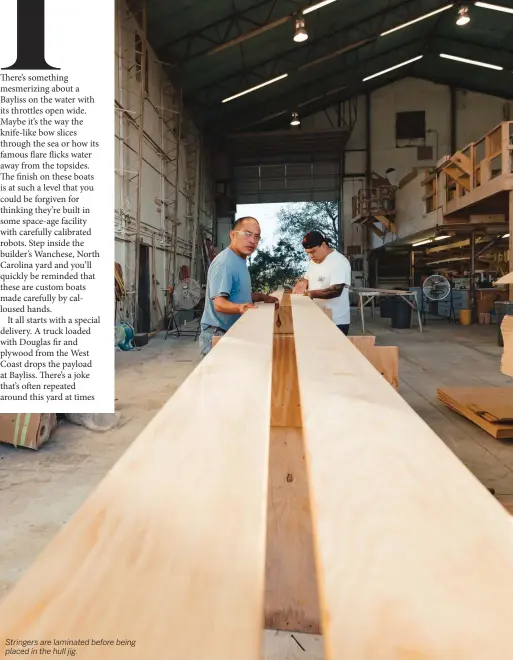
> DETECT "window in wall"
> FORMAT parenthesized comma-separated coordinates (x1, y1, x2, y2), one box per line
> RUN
(395, 111, 425, 142)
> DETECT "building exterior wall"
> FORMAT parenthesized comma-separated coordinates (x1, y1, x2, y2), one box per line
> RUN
(115, 0, 215, 330)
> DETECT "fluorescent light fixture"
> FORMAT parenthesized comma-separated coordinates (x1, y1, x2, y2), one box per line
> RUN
(475, 1, 513, 13)
(302, 0, 337, 14)
(380, 4, 453, 36)
(435, 235, 451, 240)
(222, 73, 289, 103)
(503, 233, 510, 238)
(363, 55, 423, 81)
(439, 53, 503, 70)
(412, 239, 433, 247)
(456, 6, 470, 24)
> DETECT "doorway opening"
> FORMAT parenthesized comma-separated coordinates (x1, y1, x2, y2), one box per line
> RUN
(232, 201, 342, 293)
(138, 243, 151, 333)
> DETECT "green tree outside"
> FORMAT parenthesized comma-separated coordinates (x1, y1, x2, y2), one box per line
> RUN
(276, 201, 339, 247)
(248, 202, 340, 292)
(248, 238, 305, 293)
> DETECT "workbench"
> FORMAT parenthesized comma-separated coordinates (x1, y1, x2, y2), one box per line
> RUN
(353, 287, 423, 333)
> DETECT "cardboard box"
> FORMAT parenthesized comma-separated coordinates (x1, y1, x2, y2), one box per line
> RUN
(0, 413, 57, 450)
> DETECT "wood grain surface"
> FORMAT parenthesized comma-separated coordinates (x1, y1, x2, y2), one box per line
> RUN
(291, 295, 513, 660)
(0, 305, 276, 660)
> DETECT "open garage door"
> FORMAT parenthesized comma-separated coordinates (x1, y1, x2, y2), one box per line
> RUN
(234, 162, 341, 203)
(226, 128, 350, 204)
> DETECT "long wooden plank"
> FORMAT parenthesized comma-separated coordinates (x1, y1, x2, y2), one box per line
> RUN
(265, 427, 321, 633)
(271, 335, 301, 427)
(291, 295, 513, 660)
(0, 306, 276, 659)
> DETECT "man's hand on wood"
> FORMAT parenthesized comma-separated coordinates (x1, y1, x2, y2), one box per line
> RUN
(263, 295, 280, 310)
(238, 303, 257, 314)
(292, 279, 308, 295)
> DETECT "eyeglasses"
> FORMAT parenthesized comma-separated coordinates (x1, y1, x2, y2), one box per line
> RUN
(234, 230, 261, 242)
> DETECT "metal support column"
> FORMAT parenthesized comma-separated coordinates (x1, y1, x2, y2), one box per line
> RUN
(190, 135, 202, 279)
(337, 102, 344, 253)
(133, 0, 147, 332)
(450, 86, 457, 155)
(470, 230, 476, 322)
(364, 92, 372, 270)
(510, 191, 513, 300)
(170, 89, 183, 296)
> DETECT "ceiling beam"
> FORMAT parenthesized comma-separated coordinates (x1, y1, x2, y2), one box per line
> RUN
(154, 0, 303, 61)
(412, 51, 513, 101)
(210, 32, 513, 131)
(182, 0, 452, 105)
(207, 37, 424, 132)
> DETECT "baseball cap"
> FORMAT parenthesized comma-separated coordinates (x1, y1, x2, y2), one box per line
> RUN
(302, 231, 329, 249)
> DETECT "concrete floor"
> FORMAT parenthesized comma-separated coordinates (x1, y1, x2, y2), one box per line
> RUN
(0, 333, 200, 599)
(0, 309, 512, 658)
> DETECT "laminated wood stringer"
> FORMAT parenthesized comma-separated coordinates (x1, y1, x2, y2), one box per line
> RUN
(1, 290, 513, 659)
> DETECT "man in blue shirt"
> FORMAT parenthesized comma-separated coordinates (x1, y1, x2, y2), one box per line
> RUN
(199, 216, 278, 357)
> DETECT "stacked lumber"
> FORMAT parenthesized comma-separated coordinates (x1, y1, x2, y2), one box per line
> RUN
(437, 387, 513, 439)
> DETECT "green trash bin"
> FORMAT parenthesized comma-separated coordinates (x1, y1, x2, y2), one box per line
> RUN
(495, 301, 513, 347)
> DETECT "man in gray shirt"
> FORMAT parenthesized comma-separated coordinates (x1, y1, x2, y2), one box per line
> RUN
(199, 216, 278, 357)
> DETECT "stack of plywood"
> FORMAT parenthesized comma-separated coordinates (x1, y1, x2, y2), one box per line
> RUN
(437, 387, 513, 439)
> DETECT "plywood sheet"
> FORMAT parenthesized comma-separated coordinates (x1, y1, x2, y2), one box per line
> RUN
(348, 336, 376, 350)
(0, 306, 276, 660)
(352, 344, 399, 389)
(438, 388, 513, 439)
(265, 427, 320, 634)
(291, 295, 513, 660)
